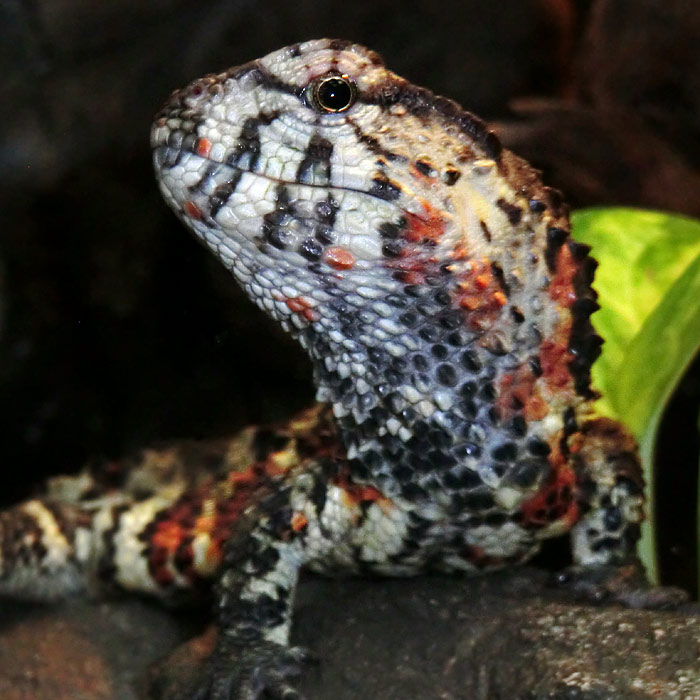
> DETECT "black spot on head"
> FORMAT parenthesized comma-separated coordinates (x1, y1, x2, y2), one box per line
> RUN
(369, 175, 402, 201)
(479, 220, 492, 242)
(510, 307, 525, 323)
(298, 238, 323, 261)
(227, 112, 278, 170)
(496, 198, 522, 226)
(315, 197, 339, 224)
(315, 226, 334, 245)
(261, 186, 295, 249)
(382, 240, 403, 258)
(264, 224, 289, 249)
(490, 262, 509, 295)
(443, 168, 461, 185)
(379, 219, 405, 239)
(297, 134, 333, 185)
(208, 171, 243, 218)
(414, 160, 436, 177)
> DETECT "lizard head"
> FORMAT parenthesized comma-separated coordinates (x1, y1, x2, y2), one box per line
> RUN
(151, 38, 514, 330)
(152, 40, 600, 486)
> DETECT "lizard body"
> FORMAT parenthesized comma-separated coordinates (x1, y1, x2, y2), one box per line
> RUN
(1, 40, 648, 699)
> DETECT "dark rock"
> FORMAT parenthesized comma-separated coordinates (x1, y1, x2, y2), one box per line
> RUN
(4, 569, 698, 699)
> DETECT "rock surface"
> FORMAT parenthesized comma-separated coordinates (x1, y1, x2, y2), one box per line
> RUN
(1, 569, 698, 699)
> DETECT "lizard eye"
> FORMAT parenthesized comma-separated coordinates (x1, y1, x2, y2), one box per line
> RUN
(310, 75, 356, 113)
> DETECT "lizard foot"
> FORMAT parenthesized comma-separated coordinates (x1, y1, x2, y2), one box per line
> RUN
(553, 560, 689, 609)
(151, 633, 311, 700)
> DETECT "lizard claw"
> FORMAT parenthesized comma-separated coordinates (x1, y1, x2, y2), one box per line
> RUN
(152, 638, 311, 700)
(554, 560, 689, 609)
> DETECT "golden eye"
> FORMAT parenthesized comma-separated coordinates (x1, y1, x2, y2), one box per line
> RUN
(311, 75, 356, 113)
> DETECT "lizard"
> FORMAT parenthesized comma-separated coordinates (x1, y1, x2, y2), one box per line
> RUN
(0, 38, 679, 699)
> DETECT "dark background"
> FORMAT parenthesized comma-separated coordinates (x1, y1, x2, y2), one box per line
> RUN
(1, 0, 699, 592)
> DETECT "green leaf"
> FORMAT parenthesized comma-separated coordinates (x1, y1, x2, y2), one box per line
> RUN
(571, 208, 700, 582)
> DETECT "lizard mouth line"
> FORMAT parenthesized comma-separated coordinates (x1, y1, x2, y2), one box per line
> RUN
(154, 143, 406, 208)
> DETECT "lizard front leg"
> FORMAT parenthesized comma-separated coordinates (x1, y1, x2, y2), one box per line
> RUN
(159, 458, 375, 700)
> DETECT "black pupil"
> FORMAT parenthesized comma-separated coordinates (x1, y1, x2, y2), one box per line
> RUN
(316, 77, 353, 112)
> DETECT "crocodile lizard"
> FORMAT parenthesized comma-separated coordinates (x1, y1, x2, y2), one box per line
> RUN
(1, 39, 660, 699)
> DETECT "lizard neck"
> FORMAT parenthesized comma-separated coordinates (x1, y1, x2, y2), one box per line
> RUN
(296, 264, 532, 501)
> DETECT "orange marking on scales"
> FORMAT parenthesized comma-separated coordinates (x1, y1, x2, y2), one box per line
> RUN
(284, 296, 319, 322)
(184, 201, 203, 220)
(497, 366, 549, 422)
(548, 244, 578, 308)
(323, 246, 355, 270)
(193, 514, 216, 536)
(332, 470, 392, 514)
(205, 538, 223, 561)
(539, 317, 574, 390)
(227, 459, 287, 489)
(449, 243, 470, 261)
(474, 273, 491, 290)
(196, 138, 213, 158)
(291, 512, 308, 532)
(403, 200, 447, 243)
(520, 447, 578, 532)
(453, 258, 507, 330)
(152, 520, 185, 553)
(344, 483, 386, 504)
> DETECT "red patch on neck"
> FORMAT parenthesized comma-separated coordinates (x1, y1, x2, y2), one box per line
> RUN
(403, 201, 446, 243)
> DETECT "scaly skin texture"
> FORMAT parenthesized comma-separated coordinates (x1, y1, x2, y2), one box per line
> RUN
(1, 40, 651, 699)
